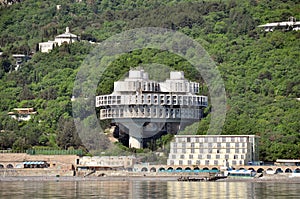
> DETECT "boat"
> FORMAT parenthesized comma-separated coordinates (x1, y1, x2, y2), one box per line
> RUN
(177, 173, 227, 181)
(225, 169, 256, 178)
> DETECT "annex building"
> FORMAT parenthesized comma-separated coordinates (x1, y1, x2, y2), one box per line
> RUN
(167, 135, 259, 167)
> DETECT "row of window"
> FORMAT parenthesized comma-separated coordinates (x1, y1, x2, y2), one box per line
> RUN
(172, 142, 248, 148)
(100, 107, 201, 119)
(172, 148, 248, 154)
(168, 159, 245, 166)
(170, 154, 246, 160)
(96, 94, 207, 107)
(175, 137, 252, 143)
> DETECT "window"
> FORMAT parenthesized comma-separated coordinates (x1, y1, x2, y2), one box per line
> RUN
(187, 137, 191, 142)
(207, 155, 211, 159)
(217, 143, 221, 148)
(189, 154, 193, 159)
(235, 149, 239, 153)
(235, 143, 239, 147)
(225, 154, 229, 159)
(205, 160, 209, 165)
(239, 160, 243, 165)
(191, 143, 195, 148)
(234, 155, 238, 159)
(226, 148, 230, 153)
(200, 149, 204, 153)
(198, 154, 202, 159)
(182, 149, 186, 153)
(217, 149, 220, 154)
(222, 137, 226, 142)
(226, 143, 230, 147)
(179, 160, 183, 165)
(180, 154, 185, 159)
(216, 155, 220, 159)
(214, 160, 218, 165)
(232, 160, 236, 165)
(173, 149, 177, 153)
(196, 160, 200, 165)
(208, 143, 212, 148)
(172, 155, 176, 159)
(188, 160, 192, 165)
(191, 148, 195, 153)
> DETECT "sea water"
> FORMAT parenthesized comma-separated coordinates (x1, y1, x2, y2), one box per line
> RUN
(0, 180, 299, 198)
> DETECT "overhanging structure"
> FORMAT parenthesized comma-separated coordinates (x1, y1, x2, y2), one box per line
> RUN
(96, 69, 208, 148)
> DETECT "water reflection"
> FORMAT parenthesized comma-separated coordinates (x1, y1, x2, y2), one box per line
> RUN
(0, 180, 299, 198)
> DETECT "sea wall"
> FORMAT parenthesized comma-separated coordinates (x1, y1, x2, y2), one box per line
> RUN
(0, 169, 75, 177)
(0, 153, 78, 170)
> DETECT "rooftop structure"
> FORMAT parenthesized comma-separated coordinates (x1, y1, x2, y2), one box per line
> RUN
(167, 135, 260, 167)
(258, 16, 300, 32)
(96, 69, 208, 148)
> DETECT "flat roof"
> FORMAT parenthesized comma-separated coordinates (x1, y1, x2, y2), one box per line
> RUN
(175, 135, 259, 137)
(276, 159, 300, 163)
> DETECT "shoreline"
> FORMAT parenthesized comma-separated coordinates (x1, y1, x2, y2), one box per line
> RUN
(1, 175, 300, 183)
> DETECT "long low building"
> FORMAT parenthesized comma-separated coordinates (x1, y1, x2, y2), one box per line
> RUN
(167, 135, 259, 167)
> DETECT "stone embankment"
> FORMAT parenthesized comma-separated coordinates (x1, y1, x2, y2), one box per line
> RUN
(0, 169, 74, 177)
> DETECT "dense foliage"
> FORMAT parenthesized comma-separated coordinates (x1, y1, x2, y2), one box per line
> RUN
(0, 0, 299, 161)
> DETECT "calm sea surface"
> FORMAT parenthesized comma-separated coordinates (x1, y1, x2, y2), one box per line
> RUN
(0, 180, 299, 198)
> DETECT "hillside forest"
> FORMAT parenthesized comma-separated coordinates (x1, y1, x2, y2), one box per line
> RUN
(0, 0, 299, 162)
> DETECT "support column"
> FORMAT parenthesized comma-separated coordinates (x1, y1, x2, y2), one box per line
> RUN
(129, 136, 143, 149)
(126, 121, 144, 149)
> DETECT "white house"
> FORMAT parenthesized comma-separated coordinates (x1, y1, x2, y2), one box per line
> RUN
(38, 27, 79, 53)
(38, 41, 56, 53)
(8, 108, 37, 122)
(54, 27, 79, 46)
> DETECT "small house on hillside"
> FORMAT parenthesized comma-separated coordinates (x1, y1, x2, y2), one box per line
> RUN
(8, 108, 37, 121)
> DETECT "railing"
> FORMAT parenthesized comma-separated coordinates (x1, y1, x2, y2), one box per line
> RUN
(26, 149, 83, 156)
(0, 149, 83, 156)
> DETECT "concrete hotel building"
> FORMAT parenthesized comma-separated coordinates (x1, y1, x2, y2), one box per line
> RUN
(167, 135, 259, 167)
(96, 69, 208, 148)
